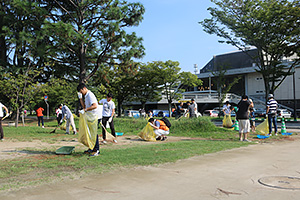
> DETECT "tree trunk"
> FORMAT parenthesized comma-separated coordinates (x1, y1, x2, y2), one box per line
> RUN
(15, 108, 19, 127)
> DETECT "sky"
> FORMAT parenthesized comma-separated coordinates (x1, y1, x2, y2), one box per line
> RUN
(127, 0, 238, 73)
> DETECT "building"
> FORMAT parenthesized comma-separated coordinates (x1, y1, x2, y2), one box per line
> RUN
(197, 49, 300, 114)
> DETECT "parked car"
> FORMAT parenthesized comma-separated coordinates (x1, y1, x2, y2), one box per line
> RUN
(277, 109, 291, 118)
(254, 108, 266, 117)
(203, 110, 219, 117)
(124, 110, 140, 118)
(152, 110, 170, 117)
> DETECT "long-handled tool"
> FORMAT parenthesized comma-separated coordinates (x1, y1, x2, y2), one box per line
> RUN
(50, 120, 64, 134)
(1, 111, 12, 121)
(100, 122, 116, 140)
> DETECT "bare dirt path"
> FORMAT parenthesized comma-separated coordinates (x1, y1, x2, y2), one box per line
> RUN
(1, 131, 300, 200)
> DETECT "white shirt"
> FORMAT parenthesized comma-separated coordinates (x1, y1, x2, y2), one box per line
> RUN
(99, 99, 115, 117)
(0, 103, 4, 117)
(84, 90, 98, 114)
(97, 105, 103, 119)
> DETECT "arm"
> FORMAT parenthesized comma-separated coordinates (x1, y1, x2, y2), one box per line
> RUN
(85, 103, 97, 112)
(3, 106, 8, 116)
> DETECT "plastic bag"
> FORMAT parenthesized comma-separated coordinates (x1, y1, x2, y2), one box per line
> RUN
(256, 117, 269, 135)
(223, 114, 233, 128)
(138, 123, 157, 142)
(60, 121, 73, 131)
(78, 112, 98, 149)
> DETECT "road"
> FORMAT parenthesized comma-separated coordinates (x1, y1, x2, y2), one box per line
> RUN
(1, 133, 300, 200)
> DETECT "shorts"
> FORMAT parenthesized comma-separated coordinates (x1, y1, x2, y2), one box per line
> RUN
(238, 119, 250, 134)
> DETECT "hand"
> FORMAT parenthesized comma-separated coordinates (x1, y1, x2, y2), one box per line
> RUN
(77, 92, 83, 99)
(108, 117, 112, 123)
(60, 119, 63, 124)
(79, 110, 85, 115)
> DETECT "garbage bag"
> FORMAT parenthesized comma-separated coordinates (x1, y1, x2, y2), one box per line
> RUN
(78, 112, 98, 149)
(138, 123, 157, 142)
(60, 121, 73, 131)
(256, 117, 269, 135)
(223, 114, 233, 128)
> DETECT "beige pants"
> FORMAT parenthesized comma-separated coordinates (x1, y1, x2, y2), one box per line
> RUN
(66, 115, 77, 134)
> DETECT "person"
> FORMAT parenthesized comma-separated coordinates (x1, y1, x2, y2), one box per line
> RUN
(58, 104, 77, 135)
(148, 118, 169, 141)
(0, 102, 9, 140)
(175, 102, 185, 119)
(266, 94, 278, 136)
(192, 99, 201, 117)
(148, 110, 153, 118)
(56, 106, 62, 125)
(188, 100, 196, 118)
(98, 93, 117, 144)
(139, 108, 146, 119)
(236, 95, 253, 142)
(223, 101, 231, 115)
(249, 107, 256, 133)
(77, 83, 99, 157)
(36, 107, 44, 128)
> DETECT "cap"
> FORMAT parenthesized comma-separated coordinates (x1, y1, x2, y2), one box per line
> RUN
(268, 94, 274, 98)
(191, 98, 195, 101)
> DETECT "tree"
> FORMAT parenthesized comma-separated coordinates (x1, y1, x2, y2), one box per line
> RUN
(211, 65, 241, 115)
(200, 0, 300, 100)
(131, 63, 163, 110)
(0, 68, 46, 127)
(151, 61, 203, 115)
(46, 0, 145, 83)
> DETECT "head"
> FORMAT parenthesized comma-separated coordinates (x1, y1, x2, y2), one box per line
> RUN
(77, 83, 88, 95)
(187, 101, 190, 105)
(225, 101, 230, 105)
(242, 95, 248, 100)
(268, 94, 274, 99)
(107, 92, 113, 102)
(148, 118, 155, 124)
(191, 98, 195, 103)
(58, 104, 63, 109)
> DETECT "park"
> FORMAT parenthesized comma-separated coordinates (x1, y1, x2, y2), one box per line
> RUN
(1, 0, 300, 199)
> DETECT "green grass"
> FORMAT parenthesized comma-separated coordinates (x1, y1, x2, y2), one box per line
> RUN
(0, 117, 251, 191)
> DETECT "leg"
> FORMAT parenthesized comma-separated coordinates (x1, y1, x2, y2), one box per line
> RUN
(238, 120, 243, 141)
(66, 118, 71, 134)
(38, 117, 41, 126)
(101, 117, 109, 140)
(92, 134, 99, 152)
(0, 118, 4, 139)
(109, 119, 116, 137)
(268, 115, 272, 134)
(41, 116, 44, 126)
(70, 115, 77, 134)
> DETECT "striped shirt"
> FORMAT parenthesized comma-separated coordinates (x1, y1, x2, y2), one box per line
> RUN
(267, 99, 278, 114)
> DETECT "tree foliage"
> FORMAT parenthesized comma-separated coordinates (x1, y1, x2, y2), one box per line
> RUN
(200, 0, 300, 99)
(45, 0, 145, 83)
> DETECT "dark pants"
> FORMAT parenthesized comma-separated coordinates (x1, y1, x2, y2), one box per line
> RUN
(0, 117, 3, 139)
(57, 114, 62, 125)
(97, 118, 102, 129)
(268, 114, 277, 134)
(92, 134, 99, 152)
(38, 116, 44, 126)
(101, 117, 116, 140)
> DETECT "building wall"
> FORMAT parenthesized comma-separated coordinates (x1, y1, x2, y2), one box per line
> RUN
(275, 67, 300, 100)
(246, 67, 300, 101)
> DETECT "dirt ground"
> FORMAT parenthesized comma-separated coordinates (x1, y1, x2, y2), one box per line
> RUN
(1, 129, 300, 200)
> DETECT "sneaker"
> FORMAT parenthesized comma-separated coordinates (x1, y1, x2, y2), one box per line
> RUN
(243, 139, 251, 142)
(267, 134, 272, 136)
(42, 126, 44, 128)
(113, 139, 118, 143)
(161, 137, 167, 141)
(84, 149, 93, 154)
(65, 132, 70, 135)
(156, 136, 161, 141)
(73, 131, 77, 135)
(90, 150, 99, 157)
(101, 140, 107, 144)
(275, 133, 278, 136)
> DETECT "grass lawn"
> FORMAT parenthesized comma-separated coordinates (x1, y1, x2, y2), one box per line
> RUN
(0, 117, 253, 191)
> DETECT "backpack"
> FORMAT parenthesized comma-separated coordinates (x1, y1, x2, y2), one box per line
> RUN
(160, 117, 171, 128)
